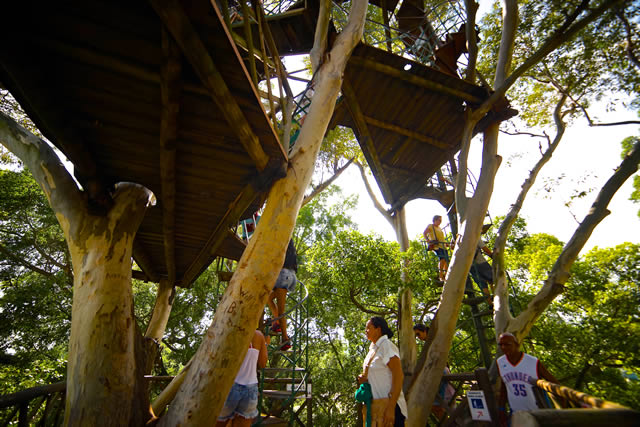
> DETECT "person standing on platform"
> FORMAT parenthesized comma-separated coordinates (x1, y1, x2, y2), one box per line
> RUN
(424, 215, 449, 284)
(216, 330, 269, 426)
(496, 332, 559, 426)
(267, 239, 298, 351)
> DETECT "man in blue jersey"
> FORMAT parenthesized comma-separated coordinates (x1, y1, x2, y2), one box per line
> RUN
(496, 332, 558, 425)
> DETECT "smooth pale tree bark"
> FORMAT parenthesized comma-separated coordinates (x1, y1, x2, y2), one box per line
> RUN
(0, 111, 154, 426)
(497, 140, 640, 342)
(144, 278, 176, 374)
(406, 2, 515, 424)
(157, 1, 369, 424)
(407, 121, 501, 426)
(493, 94, 567, 333)
(356, 162, 416, 375)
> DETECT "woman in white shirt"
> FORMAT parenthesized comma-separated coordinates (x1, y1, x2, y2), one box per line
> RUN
(358, 317, 408, 426)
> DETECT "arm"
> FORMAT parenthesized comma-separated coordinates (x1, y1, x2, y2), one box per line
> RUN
(497, 363, 508, 427)
(255, 331, 268, 369)
(423, 225, 432, 242)
(538, 361, 559, 384)
(384, 355, 403, 425)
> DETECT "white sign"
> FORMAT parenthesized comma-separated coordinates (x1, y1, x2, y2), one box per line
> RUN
(467, 390, 492, 421)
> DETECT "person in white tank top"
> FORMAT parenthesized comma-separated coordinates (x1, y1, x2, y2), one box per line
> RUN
(217, 330, 268, 426)
(496, 332, 559, 426)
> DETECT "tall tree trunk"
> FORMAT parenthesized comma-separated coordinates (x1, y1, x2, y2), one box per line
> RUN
(144, 278, 176, 375)
(0, 112, 154, 425)
(406, 122, 501, 426)
(394, 207, 416, 378)
(65, 184, 153, 426)
(157, 1, 369, 424)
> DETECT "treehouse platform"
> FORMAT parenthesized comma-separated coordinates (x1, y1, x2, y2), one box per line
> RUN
(0, 0, 288, 287)
(329, 43, 490, 209)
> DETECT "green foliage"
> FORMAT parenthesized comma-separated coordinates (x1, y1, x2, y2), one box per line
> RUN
(621, 136, 640, 218)
(295, 185, 357, 257)
(532, 244, 640, 409)
(0, 169, 71, 393)
(478, 0, 640, 127)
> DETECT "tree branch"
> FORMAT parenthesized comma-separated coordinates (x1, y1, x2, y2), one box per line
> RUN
(493, 93, 568, 333)
(356, 161, 393, 227)
(0, 112, 85, 235)
(464, 0, 479, 83)
(616, 8, 640, 70)
(473, 0, 624, 122)
(349, 287, 394, 316)
(0, 240, 53, 277)
(310, 0, 331, 72)
(509, 138, 640, 340)
(301, 157, 354, 207)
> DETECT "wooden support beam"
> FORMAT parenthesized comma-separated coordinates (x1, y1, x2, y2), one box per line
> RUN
(149, 0, 269, 171)
(214, 230, 248, 261)
(349, 56, 485, 104)
(514, 409, 640, 427)
(179, 182, 260, 287)
(342, 79, 394, 203)
(159, 28, 182, 286)
(133, 241, 160, 283)
(132, 270, 156, 282)
(241, 0, 258, 87)
(364, 116, 449, 150)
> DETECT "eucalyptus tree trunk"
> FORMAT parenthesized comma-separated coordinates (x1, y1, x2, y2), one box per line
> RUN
(157, 0, 369, 423)
(144, 279, 176, 374)
(393, 207, 417, 377)
(406, 121, 501, 426)
(0, 112, 154, 426)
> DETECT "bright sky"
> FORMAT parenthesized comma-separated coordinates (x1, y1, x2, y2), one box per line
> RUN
(332, 109, 640, 252)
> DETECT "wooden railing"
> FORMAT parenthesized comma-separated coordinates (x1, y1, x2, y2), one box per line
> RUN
(0, 381, 66, 426)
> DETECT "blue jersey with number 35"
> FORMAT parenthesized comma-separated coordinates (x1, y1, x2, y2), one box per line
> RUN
(497, 353, 540, 412)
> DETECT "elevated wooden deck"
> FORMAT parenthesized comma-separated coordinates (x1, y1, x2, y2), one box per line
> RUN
(0, 0, 287, 287)
(330, 43, 489, 208)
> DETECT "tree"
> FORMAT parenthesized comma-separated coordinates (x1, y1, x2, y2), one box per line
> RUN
(156, 1, 371, 423)
(407, 0, 631, 424)
(479, 0, 640, 342)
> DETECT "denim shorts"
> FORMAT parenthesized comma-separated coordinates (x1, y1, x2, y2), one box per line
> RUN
(273, 268, 297, 292)
(218, 382, 259, 421)
(434, 248, 449, 262)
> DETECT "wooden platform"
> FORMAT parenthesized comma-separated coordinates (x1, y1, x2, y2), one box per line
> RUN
(0, 0, 287, 287)
(330, 43, 489, 208)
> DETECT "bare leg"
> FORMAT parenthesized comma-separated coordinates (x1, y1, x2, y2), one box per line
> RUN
(215, 420, 230, 427)
(439, 259, 448, 281)
(266, 290, 278, 319)
(273, 288, 288, 341)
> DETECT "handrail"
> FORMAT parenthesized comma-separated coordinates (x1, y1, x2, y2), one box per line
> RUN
(533, 379, 630, 410)
(0, 382, 65, 409)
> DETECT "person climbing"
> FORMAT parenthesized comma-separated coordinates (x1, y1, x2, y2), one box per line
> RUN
(496, 332, 559, 426)
(413, 323, 429, 342)
(424, 215, 450, 284)
(468, 224, 494, 304)
(267, 238, 298, 351)
(413, 323, 456, 420)
(216, 329, 269, 426)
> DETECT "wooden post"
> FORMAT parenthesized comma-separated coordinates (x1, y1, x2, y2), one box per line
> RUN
(475, 367, 499, 426)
